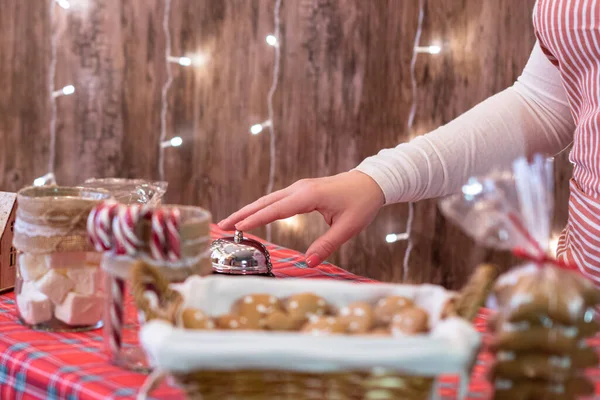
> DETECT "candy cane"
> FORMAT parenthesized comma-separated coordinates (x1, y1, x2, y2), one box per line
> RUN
(93, 201, 120, 251)
(111, 216, 127, 255)
(166, 208, 181, 261)
(107, 275, 126, 361)
(86, 201, 126, 361)
(88, 201, 116, 251)
(112, 205, 143, 256)
(89, 202, 181, 261)
(87, 206, 101, 250)
(150, 209, 167, 260)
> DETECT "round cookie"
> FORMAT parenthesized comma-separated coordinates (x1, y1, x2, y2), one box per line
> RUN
(264, 311, 297, 331)
(302, 316, 345, 336)
(390, 307, 429, 336)
(181, 308, 215, 330)
(490, 326, 580, 353)
(493, 376, 594, 400)
(233, 293, 282, 326)
(284, 293, 329, 323)
(374, 295, 414, 326)
(339, 302, 374, 334)
(215, 314, 254, 330)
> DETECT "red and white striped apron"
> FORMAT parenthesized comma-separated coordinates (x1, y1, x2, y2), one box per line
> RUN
(534, 0, 600, 283)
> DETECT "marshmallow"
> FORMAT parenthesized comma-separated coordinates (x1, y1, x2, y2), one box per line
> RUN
(21, 280, 38, 296)
(46, 252, 88, 269)
(35, 269, 75, 305)
(54, 292, 103, 326)
(19, 253, 49, 281)
(66, 267, 100, 295)
(17, 284, 53, 325)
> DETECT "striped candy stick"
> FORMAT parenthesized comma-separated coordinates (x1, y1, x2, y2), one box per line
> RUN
(86, 201, 126, 360)
(107, 275, 126, 362)
(166, 208, 181, 261)
(150, 209, 168, 261)
(94, 202, 133, 362)
(106, 205, 136, 361)
(97, 201, 121, 251)
(86, 205, 101, 250)
(103, 204, 127, 361)
(113, 205, 144, 256)
(108, 205, 157, 362)
(87, 201, 119, 251)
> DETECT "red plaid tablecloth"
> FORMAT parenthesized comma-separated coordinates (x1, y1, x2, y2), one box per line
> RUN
(0, 225, 596, 399)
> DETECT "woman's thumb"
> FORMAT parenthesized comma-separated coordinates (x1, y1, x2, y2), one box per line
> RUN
(305, 217, 356, 267)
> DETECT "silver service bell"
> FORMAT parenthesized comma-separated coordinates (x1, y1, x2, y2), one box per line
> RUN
(210, 230, 274, 276)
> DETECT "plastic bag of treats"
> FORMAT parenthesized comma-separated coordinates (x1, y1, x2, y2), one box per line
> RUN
(440, 154, 600, 400)
(80, 178, 167, 206)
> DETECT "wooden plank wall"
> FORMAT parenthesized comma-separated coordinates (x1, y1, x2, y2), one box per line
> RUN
(0, 0, 569, 288)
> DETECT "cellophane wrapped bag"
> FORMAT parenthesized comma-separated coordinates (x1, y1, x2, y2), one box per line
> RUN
(80, 178, 167, 206)
(440, 155, 600, 400)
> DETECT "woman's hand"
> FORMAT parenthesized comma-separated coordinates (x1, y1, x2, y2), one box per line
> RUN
(218, 170, 385, 267)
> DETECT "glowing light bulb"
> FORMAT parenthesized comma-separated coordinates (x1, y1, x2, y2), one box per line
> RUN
(250, 124, 264, 135)
(167, 56, 192, 66)
(427, 45, 441, 54)
(250, 120, 272, 135)
(33, 177, 45, 186)
(170, 136, 183, 147)
(415, 44, 442, 55)
(385, 232, 409, 243)
(177, 57, 192, 66)
(266, 35, 278, 47)
(161, 136, 183, 148)
(33, 172, 56, 187)
(56, 0, 70, 9)
(62, 85, 75, 95)
(53, 85, 75, 98)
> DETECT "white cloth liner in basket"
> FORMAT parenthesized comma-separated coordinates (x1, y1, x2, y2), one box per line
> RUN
(140, 275, 481, 398)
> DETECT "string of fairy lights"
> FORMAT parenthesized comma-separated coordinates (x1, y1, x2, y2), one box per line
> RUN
(38, 0, 188, 187)
(39, 0, 277, 185)
(38, 0, 443, 273)
(35, 0, 76, 187)
(384, 0, 441, 279)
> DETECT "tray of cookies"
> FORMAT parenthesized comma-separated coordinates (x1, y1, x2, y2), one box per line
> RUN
(132, 262, 497, 400)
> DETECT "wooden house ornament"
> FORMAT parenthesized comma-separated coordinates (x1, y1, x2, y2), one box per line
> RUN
(0, 192, 17, 293)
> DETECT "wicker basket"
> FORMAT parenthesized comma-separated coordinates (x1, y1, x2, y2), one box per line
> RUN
(132, 263, 498, 400)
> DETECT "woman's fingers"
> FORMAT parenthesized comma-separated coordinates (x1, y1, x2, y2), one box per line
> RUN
(235, 195, 313, 231)
(305, 215, 359, 267)
(218, 189, 289, 230)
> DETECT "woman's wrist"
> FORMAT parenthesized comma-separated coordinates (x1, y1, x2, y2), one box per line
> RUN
(347, 170, 386, 207)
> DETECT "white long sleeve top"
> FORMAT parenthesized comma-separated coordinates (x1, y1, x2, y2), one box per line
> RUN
(355, 42, 575, 204)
